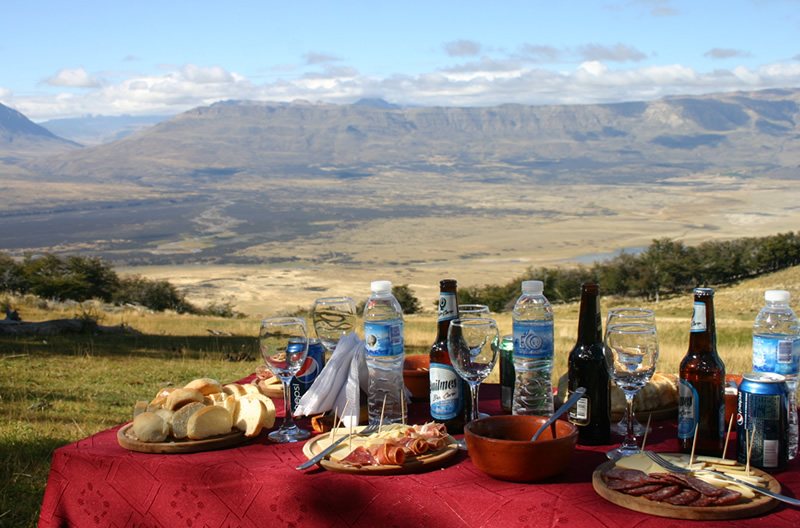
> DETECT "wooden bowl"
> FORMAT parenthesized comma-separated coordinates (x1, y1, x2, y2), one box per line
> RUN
(403, 355, 430, 401)
(465, 415, 578, 482)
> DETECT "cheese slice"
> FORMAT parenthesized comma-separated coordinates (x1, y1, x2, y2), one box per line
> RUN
(615, 453, 666, 474)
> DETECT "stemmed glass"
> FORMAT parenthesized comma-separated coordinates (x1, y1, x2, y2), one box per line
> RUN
(311, 296, 357, 359)
(259, 317, 311, 443)
(604, 323, 659, 459)
(606, 308, 656, 436)
(458, 304, 491, 318)
(448, 317, 500, 448)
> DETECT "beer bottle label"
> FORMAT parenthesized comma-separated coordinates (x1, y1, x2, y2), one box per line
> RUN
(513, 320, 554, 359)
(429, 363, 462, 420)
(677, 378, 699, 439)
(438, 292, 457, 322)
(691, 302, 707, 332)
(568, 392, 590, 426)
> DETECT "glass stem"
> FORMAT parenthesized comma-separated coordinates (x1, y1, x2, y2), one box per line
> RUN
(469, 383, 480, 422)
(623, 392, 637, 449)
(281, 378, 295, 430)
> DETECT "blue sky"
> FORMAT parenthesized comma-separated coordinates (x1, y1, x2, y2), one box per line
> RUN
(2, 0, 800, 121)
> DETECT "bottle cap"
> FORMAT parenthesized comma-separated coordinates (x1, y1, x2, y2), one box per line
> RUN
(371, 280, 392, 293)
(765, 290, 790, 303)
(521, 280, 544, 294)
(693, 287, 714, 298)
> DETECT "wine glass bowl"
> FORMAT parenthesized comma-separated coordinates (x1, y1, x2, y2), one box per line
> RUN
(311, 296, 357, 357)
(458, 304, 491, 319)
(259, 317, 311, 443)
(447, 318, 500, 423)
(604, 323, 659, 459)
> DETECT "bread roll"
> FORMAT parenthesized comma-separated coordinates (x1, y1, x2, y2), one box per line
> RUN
(171, 401, 206, 439)
(166, 388, 205, 411)
(234, 396, 267, 437)
(185, 378, 223, 396)
(187, 405, 233, 440)
(133, 401, 148, 419)
(133, 412, 169, 442)
(223, 383, 247, 397)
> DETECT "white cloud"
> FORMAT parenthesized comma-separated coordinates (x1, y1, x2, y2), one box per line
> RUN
(42, 67, 103, 88)
(443, 40, 482, 57)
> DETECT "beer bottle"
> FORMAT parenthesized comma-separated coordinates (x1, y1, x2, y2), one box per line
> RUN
(429, 279, 471, 433)
(678, 287, 726, 455)
(567, 283, 611, 445)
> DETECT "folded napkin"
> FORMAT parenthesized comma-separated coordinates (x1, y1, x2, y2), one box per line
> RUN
(294, 332, 368, 428)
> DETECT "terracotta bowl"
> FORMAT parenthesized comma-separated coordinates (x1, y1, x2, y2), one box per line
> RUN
(465, 415, 578, 482)
(403, 355, 430, 401)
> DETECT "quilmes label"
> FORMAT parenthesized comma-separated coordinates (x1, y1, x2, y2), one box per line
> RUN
(512, 320, 554, 359)
(429, 363, 462, 420)
(438, 292, 457, 322)
(364, 321, 404, 358)
(691, 302, 707, 332)
(677, 378, 699, 439)
(753, 335, 800, 376)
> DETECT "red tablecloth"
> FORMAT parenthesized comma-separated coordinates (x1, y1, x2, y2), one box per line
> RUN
(39, 380, 800, 528)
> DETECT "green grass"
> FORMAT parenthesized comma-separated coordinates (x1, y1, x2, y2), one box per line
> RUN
(2, 265, 799, 526)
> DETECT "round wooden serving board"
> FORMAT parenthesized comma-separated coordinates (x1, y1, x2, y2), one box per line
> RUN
(302, 432, 459, 475)
(592, 459, 780, 520)
(117, 423, 248, 454)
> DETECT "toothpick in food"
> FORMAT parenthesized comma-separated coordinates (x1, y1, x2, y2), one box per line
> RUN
(689, 423, 699, 466)
(722, 412, 735, 459)
(640, 413, 653, 452)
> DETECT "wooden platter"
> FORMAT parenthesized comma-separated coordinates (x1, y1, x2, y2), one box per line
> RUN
(257, 378, 284, 399)
(592, 459, 781, 520)
(117, 423, 248, 454)
(302, 430, 459, 475)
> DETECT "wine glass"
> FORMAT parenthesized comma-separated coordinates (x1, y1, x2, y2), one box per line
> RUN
(458, 304, 491, 318)
(259, 317, 311, 443)
(311, 296, 357, 359)
(606, 308, 656, 436)
(448, 318, 500, 443)
(604, 323, 659, 459)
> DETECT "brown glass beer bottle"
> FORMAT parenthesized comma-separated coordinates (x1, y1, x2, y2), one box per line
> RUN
(567, 283, 611, 445)
(678, 287, 726, 455)
(429, 279, 471, 433)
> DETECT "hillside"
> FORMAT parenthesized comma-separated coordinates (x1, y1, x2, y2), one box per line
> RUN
(21, 88, 800, 185)
(0, 102, 80, 162)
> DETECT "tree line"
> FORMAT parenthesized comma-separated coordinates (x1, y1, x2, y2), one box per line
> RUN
(459, 231, 800, 311)
(0, 253, 238, 316)
(1, 231, 798, 316)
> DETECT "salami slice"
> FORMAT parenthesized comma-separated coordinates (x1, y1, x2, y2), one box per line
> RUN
(712, 488, 743, 506)
(621, 484, 665, 496)
(663, 489, 701, 505)
(688, 493, 718, 507)
(642, 484, 682, 501)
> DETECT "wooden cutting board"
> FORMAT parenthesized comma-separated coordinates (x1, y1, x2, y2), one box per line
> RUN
(592, 459, 780, 520)
(117, 423, 248, 454)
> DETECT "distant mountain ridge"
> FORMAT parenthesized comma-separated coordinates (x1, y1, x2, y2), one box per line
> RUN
(0, 102, 79, 160)
(20, 88, 800, 185)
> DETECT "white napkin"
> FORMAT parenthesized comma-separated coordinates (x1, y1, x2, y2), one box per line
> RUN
(294, 332, 367, 428)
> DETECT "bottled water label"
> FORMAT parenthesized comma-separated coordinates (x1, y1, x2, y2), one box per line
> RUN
(691, 302, 707, 332)
(429, 363, 462, 419)
(364, 322, 404, 357)
(513, 320, 554, 359)
(753, 335, 800, 376)
(438, 292, 457, 322)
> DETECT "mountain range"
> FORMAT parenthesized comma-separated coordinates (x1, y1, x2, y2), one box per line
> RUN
(0, 88, 799, 267)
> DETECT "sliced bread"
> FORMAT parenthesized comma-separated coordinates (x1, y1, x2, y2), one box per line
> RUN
(187, 405, 233, 440)
(170, 401, 206, 439)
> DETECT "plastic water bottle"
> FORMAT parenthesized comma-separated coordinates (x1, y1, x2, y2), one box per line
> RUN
(363, 280, 405, 424)
(512, 280, 555, 416)
(753, 290, 800, 459)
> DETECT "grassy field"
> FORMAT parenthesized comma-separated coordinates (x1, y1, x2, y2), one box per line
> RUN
(1, 265, 798, 526)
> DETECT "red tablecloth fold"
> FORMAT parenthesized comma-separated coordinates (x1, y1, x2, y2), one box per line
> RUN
(39, 380, 800, 528)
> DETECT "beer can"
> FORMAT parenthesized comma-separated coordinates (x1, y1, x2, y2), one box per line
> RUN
(736, 372, 789, 471)
(290, 339, 325, 413)
(500, 335, 514, 413)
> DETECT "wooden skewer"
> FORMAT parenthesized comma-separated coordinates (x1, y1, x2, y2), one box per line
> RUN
(689, 423, 699, 466)
(331, 406, 339, 440)
(401, 388, 406, 426)
(379, 394, 387, 434)
(722, 412, 735, 459)
(641, 414, 653, 451)
(746, 428, 755, 475)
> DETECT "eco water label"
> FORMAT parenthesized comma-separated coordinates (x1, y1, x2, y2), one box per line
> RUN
(690, 302, 707, 332)
(753, 335, 800, 376)
(677, 378, 699, 439)
(512, 320, 554, 359)
(364, 321, 404, 357)
(429, 363, 462, 420)
(438, 292, 457, 322)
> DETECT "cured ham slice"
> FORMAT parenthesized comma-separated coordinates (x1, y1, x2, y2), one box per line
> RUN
(366, 442, 406, 466)
(340, 446, 378, 468)
(396, 436, 429, 456)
